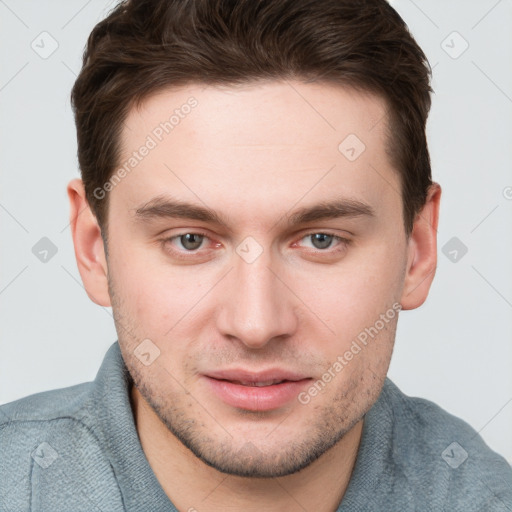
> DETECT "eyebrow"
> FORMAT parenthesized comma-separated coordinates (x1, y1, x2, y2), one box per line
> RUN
(133, 194, 375, 228)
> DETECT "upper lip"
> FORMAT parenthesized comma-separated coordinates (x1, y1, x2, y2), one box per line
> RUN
(204, 368, 310, 384)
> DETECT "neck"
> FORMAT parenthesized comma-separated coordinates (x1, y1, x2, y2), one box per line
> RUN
(131, 385, 363, 512)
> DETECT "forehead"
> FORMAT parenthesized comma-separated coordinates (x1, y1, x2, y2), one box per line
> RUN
(113, 80, 400, 228)
(124, 80, 388, 151)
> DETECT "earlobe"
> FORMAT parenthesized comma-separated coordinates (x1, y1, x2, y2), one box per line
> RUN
(400, 182, 442, 310)
(67, 178, 111, 307)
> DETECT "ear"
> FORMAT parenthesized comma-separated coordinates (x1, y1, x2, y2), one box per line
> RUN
(67, 178, 111, 307)
(400, 182, 442, 310)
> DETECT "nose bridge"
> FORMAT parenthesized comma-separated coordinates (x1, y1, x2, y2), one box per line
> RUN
(218, 242, 297, 348)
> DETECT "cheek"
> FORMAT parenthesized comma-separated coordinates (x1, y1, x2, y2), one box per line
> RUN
(132, 281, 191, 337)
(119, 263, 212, 346)
(109, 247, 174, 329)
(353, 235, 407, 300)
(301, 241, 405, 341)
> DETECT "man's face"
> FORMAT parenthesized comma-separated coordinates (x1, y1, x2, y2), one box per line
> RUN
(106, 81, 409, 477)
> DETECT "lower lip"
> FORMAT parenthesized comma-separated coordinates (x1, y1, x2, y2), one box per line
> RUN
(203, 377, 311, 411)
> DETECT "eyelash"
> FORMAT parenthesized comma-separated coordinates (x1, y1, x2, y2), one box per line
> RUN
(160, 231, 351, 259)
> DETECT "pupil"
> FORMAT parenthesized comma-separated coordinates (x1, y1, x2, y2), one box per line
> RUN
(311, 233, 332, 249)
(181, 233, 203, 250)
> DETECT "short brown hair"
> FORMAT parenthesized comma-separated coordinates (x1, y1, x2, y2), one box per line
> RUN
(71, 0, 433, 237)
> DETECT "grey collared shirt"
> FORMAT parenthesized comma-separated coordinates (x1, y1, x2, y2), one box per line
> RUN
(1, 342, 511, 511)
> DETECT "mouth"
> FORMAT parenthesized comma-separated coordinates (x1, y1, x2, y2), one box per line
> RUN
(202, 370, 312, 411)
(226, 379, 290, 387)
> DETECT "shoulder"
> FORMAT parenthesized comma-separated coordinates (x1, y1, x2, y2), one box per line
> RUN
(382, 379, 512, 510)
(0, 381, 98, 449)
(0, 382, 123, 511)
(0, 381, 99, 447)
(0, 380, 94, 423)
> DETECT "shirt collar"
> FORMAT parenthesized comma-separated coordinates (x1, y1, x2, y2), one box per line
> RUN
(90, 341, 177, 511)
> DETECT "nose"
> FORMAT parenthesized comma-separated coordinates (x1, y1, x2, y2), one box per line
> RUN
(216, 246, 299, 349)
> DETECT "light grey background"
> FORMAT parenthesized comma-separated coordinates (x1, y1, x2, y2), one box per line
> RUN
(1, 0, 511, 463)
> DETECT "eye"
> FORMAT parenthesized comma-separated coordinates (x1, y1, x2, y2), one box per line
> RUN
(299, 233, 349, 251)
(159, 231, 220, 262)
(175, 233, 205, 251)
(306, 233, 335, 250)
(159, 231, 350, 262)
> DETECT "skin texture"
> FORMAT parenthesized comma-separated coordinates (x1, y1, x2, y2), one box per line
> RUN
(68, 80, 441, 511)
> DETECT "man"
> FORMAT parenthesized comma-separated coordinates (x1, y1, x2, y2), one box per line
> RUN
(1, 0, 511, 510)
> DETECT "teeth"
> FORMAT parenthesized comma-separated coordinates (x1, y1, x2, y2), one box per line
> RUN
(235, 380, 284, 387)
